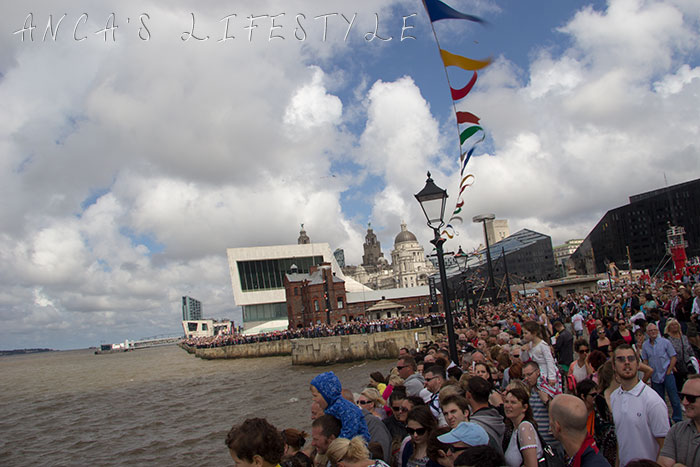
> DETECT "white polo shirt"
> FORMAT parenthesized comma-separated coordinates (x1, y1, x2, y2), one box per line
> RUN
(611, 379, 670, 466)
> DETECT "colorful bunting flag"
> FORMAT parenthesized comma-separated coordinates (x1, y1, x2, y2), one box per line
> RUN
(422, 0, 491, 239)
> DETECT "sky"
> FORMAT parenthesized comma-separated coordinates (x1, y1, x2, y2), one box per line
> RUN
(1, 0, 699, 350)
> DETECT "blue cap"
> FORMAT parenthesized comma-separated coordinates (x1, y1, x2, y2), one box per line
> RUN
(437, 422, 489, 446)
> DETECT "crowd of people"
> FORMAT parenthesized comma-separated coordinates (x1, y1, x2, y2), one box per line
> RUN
(225, 279, 700, 467)
(184, 315, 446, 348)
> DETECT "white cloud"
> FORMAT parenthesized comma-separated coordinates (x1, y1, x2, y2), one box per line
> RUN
(284, 66, 343, 131)
(1, 0, 699, 349)
(355, 76, 446, 242)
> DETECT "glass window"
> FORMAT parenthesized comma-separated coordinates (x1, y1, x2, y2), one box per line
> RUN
(238, 256, 325, 291)
(337, 296, 344, 309)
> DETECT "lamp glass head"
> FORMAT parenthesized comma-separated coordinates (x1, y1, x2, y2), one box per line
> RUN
(415, 172, 448, 228)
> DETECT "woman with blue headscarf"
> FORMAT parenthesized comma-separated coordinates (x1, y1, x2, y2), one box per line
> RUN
(310, 371, 371, 441)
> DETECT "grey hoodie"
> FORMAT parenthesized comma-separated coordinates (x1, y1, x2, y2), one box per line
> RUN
(403, 372, 425, 397)
(470, 406, 505, 456)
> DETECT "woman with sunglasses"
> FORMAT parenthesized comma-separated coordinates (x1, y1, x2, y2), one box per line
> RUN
(594, 324, 611, 358)
(568, 339, 594, 390)
(358, 388, 387, 420)
(398, 406, 437, 467)
(503, 385, 542, 467)
(611, 319, 633, 345)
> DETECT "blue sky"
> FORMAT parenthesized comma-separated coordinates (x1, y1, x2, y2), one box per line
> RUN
(1, 0, 699, 349)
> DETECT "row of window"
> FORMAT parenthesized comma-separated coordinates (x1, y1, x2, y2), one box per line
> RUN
(238, 256, 324, 291)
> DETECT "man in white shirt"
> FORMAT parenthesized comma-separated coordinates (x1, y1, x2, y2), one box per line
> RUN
(610, 344, 670, 466)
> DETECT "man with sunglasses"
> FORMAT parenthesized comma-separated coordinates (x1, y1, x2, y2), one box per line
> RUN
(396, 355, 424, 397)
(610, 344, 670, 466)
(383, 391, 409, 450)
(658, 374, 700, 467)
(423, 365, 447, 426)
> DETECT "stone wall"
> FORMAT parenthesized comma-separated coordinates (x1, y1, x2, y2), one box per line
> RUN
(292, 328, 432, 365)
(183, 327, 433, 364)
(190, 339, 293, 360)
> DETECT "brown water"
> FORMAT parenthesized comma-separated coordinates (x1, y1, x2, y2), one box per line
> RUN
(0, 345, 393, 466)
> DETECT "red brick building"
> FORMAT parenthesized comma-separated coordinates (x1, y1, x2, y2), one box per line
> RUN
(285, 262, 442, 327)
(284, 263, 348, 328)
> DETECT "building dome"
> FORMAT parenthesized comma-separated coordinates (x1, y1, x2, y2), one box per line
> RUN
(394, 222, 418, 245)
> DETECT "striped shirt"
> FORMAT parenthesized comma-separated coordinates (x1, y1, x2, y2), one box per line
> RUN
(530, 379, 559, 446)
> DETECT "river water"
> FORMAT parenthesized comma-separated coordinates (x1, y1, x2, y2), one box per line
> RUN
(0, 345, 393, 466)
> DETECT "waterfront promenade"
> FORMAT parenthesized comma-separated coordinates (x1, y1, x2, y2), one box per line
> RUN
(181, 315, 443, 364)
(183, 314, 446, 349)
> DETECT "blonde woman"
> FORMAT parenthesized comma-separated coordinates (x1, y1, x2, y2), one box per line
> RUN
(665, 317, 695, 390)
(358, 388, 386, 419)
(327, 436, 390, 467)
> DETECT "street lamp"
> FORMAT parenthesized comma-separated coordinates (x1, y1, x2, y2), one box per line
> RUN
(454, 246, 472, 327)
(473, 214, 497, 303)
(415, 172, 459, 364)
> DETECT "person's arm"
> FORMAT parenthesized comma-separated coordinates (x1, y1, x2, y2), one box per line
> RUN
(639, 362, 654, 383)
(586, 362, 595, 375)
(656, 437, 665, 453)
(656, 456, 675, 467)
(518, 422, 540, 467)
(541, 343, 558, 384)
(668, 355, 677, 375)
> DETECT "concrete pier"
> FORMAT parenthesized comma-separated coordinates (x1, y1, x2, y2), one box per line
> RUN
(182, 327, 433, 365)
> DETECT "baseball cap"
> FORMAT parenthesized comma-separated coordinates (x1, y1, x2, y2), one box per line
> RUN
(437, 422, 488, 446)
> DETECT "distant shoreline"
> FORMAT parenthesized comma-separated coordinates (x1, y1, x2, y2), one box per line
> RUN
(0, 348, 54, 357)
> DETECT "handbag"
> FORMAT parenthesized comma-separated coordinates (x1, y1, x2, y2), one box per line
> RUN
(680, 337, 696, 375)
(535, 431, 566, 467)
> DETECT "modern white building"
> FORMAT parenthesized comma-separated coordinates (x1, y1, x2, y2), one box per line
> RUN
(182, 319, 233, 338)
(226, 242, 369, 330)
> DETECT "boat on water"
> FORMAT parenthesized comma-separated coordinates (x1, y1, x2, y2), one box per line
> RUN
(94, 343, 131, 355)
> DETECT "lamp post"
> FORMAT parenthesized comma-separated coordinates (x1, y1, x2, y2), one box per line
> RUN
(415, 172, 459, 364)
(473, 214, 497, 303)
(454, 246, 472, 327)
(502, 247, 513, 302)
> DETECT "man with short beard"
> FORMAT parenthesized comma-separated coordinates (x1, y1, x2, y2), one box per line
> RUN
(610, 344, 669, 466)
(522, 361, 560, 452)
(311, 414, 341, 456)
